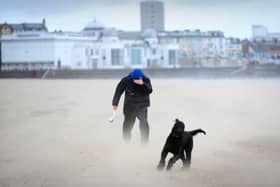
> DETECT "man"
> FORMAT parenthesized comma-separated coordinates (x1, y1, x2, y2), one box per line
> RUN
(112, 68, 153, 143)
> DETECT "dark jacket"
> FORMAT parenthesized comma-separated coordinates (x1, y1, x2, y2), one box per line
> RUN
(112, 75, 153, 107)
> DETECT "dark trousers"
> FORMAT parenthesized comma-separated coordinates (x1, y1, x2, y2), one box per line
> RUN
(123, 104, 150, 143)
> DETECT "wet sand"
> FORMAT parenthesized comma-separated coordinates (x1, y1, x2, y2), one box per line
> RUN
(0, 79, 280, 187)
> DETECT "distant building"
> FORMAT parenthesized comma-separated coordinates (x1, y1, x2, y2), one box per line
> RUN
(242, 39, 255, 58)
(1, 32, 95, 70)
(224, 37, 242, 59)
(83, 28, 179, 69)
(158, 30, 226, 58)
(1, 16, 249, 70)
(251, 40, 280, 64)
(252, 25, 280, 41)
(252, 25, 268, 39)
(0, 23, 13, 70)
(251, 25, 280, 64)
(1, 20, 179, 70)
(140, 0, 165, 31)
(0, 19, 48, 70)
(202, 31, 226, 59)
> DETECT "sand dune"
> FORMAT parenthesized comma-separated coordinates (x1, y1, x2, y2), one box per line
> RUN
(0, 79, 280, 187)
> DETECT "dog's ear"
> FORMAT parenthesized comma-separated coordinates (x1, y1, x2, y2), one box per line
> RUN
(171, 119, 179, 132)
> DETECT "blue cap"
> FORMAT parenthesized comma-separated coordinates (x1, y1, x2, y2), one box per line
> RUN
(130, 68, 144, 80)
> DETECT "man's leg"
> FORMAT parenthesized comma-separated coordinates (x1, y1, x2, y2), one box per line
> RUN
(136, 107, 149, 143)
(123, 105, 136, 142)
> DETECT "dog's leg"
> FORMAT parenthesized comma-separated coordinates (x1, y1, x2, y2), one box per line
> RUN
(184, 149, 192, 168)
(180, 153, 187, 168)
(166, 155, 180, 170)
(157, 150, 168, 170)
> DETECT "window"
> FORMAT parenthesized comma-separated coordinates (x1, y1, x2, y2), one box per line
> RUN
(102, 49, 106, 56)
(77, 61, 81, 66)
(95, 49, 99, 55)
(111, 49, 124, 65)
(168, 50, 176, 65)
(131, 48, 142, 65)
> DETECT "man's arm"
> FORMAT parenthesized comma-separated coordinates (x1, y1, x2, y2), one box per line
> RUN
(112, 77, 126, 108)
(142, 77, 153, 94)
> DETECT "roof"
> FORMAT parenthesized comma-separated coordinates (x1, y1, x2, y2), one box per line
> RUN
(83, 19, 105, 31)
(0, 22, 47, 32)
(118, 31, 143, 40)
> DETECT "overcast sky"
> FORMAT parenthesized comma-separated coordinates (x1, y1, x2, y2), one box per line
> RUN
(0, 0, 279, 38)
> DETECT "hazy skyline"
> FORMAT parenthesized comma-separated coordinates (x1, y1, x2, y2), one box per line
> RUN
(0, 0, 279, 38)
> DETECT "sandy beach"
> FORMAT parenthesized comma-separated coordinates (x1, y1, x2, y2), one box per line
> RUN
(0, 79, 280, 187)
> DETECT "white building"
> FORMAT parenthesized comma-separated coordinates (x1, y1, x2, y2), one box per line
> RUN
(159, 30, 226, 59)
(251, 25, 280, 64)
(201, 31, 225, 58)
(89, 29, 179, 69)
(1, 32, 95, 70)
(252, 25, 268, 39)
(224, 38, 242, 59)
(252, 25, 280, 41)
(1, 20, 179, 70)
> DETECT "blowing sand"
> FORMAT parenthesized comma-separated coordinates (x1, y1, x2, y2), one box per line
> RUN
(0, 79, 280, 187)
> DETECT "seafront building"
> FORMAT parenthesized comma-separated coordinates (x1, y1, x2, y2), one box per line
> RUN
(3, 1, 280, 71)
(0, 20, 243, 70)
(249, 25, 280, 64)
(0, 20, 179, 70)
(0, 0, 245, 71)
(0, 19, 48, 70)
(0, 0, 246, 71)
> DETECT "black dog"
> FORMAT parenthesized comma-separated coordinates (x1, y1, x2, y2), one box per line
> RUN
(157, 119, 206, 170)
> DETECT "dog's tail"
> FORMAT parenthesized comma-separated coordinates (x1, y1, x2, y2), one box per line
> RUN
(189, 129, 206, 136)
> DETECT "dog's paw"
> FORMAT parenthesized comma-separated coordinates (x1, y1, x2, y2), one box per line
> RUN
(166, 164, 172, 171)
(157, 163, 165, 171)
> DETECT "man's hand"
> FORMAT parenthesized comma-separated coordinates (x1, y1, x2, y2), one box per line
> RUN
(109, 106, 117, 123)
(133, 79, 144, 85)
(112, 105, 118, 111)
